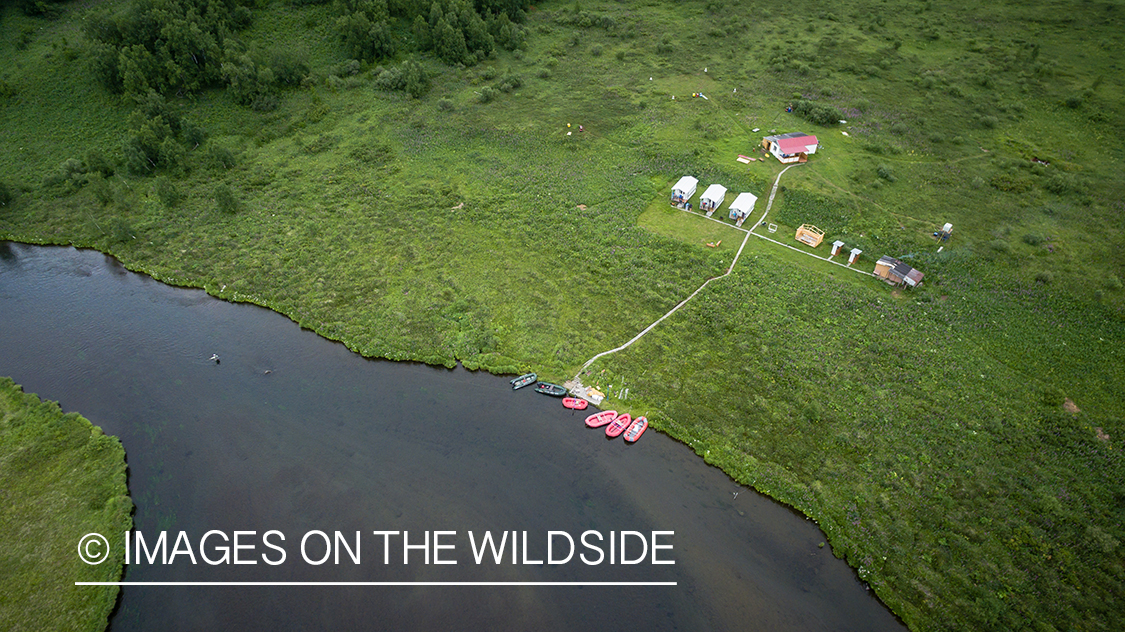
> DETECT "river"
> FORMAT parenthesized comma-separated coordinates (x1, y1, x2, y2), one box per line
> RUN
(0, 242, 905, 631)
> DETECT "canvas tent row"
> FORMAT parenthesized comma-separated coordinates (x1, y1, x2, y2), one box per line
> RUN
(762, 132, 819, 163)
(728, 192, 758, 222)
(700, 184, 727, 216)
(671, 176, 698, 207)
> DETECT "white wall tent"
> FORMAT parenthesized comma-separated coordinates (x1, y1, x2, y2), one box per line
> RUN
(671, 176, 698, 206)
(700, 184, 727, 214)
(728, 192, 758, 220)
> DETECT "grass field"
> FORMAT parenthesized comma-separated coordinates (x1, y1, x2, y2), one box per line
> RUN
(1, 0, 1124, 630)
(0, 378, 132, 632)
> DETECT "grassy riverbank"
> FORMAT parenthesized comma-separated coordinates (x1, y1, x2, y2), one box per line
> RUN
(0, 378, 132, 632)
(1, 0, 1123, 629)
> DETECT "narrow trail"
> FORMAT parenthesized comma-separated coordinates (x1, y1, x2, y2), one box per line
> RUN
(574, 165, 793, 378)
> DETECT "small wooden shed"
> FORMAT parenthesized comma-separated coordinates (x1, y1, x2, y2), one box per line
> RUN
(874, 255, 924, 287)
(671, 176, 698, 208)
(795, 224, 825, 248)
(700, 184, 727, 216)
(831, 240, 846, 256)
(728, 192, 758, 223)
(848, 248, 862, 265)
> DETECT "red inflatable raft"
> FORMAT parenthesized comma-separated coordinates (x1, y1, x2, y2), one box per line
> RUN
(585, 410, 617, 428)
(623, 416, 648, 443)
(562, 397, 589, 410)
(605, 413, 632, 438)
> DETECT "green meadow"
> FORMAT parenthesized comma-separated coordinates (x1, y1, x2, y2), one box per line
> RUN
(0, 378, 132, 632)
(1, 0, 1123, 629)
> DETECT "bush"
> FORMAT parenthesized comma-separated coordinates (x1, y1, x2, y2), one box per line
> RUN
(155, 177, 181, 208)
(0, 182, 13, 206)
(989, 240, 1011, 253)
(1045, 173, 1077, 195)
(214, 183, 238, 214)
(979, 115, 999, 129)
(436, 98, 454, 111)
(876, 164, 896, 182)
(1035, 271, 1053, 284)
(88, 175, 113, 206)
(498, 74, 522, 93)
(109, 218, 135, 244)
(375, 59, 429, 98)
(792, 99, 843, 125)
(206, 145, 237, 171)
(1022, 233, 1044, 246)
(477, 86, 497, 103)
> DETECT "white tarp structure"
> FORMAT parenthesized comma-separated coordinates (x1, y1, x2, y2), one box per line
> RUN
(700, 184, 727, 214)
(728, 191, 758, 220)
(671, 176, 698, 206)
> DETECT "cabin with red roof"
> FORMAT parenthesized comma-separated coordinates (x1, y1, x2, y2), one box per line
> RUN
(762, 132, 819, 163)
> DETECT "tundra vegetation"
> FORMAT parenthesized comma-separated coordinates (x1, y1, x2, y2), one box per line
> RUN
(1, 0, 1123, 630)
(0, 378, 132, 631)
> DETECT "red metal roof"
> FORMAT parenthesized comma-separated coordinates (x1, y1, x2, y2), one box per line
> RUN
(776, 135, 818, 154)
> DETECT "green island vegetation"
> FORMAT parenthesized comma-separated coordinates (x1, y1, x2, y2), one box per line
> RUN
(1, 0, 1123, 629)
(0, 377, 132, 631)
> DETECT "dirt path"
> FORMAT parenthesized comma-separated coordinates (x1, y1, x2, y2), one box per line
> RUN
(573, 165, 797, 378)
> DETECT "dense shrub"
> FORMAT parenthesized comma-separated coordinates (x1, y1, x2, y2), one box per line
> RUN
(336, 0, 396, 61)
(121, 92, 194, 175)
(0, 182, 13, 206)
(497, 73, 522, 92)
(792, 98, 842, 125)
(109, 218, 135, 244)
(214, 183, 238, 214)
(374, 59, 430, 98)
(155, 177, 181, 207)
(876, 164, 896, 182)
(221, 54, 280, 110)
(85, 0, 246, 98)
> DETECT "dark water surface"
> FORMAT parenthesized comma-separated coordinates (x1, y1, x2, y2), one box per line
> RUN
(0, 242, 906, 631)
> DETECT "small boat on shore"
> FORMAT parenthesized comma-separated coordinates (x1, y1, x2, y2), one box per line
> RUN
(605, 413, 632, 438)
(534, 382, 567, 397)
(623, 416, 648, 443)
(585, 410, 617, 427)
(562, 397, 588, 410)
(510, 373, 537, 390)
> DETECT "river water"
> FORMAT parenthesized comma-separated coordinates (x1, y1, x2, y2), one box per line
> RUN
(0, 242, 905, 631)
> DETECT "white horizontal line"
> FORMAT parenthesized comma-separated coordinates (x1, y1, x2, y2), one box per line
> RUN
(76, 581, 677, 587)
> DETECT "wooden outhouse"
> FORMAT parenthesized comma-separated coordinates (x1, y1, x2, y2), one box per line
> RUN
(848, 248, 862, 265)
(831, 240, 845, 256)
